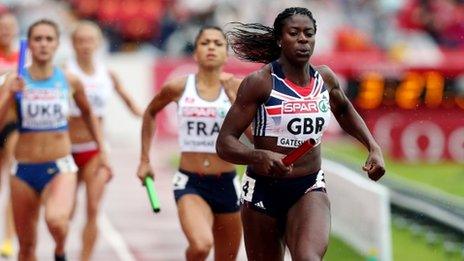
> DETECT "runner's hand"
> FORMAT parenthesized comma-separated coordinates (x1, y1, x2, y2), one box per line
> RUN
(362, 147, 385, 181)
(250, 149, 292, 177)
(4, 76, 24, 94)
(136, 161, 154, 184)
(99, 151, 113, 182)
(220, 72, 237, 101)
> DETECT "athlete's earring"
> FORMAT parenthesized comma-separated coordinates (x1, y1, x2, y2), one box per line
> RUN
(278, 43, 281, 48)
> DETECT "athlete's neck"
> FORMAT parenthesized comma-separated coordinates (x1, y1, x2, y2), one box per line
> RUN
(76, 56, 95, 75)
(28, 62, 54, 80)
(197, 67, 221, 90)
(278, 57, 311, 87)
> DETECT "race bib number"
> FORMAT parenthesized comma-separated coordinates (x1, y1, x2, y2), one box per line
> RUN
(241, 175, 256, 202)
(172, 172, 189, 190)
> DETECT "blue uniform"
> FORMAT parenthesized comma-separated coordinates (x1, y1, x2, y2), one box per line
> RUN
(173, 169, 240, 213)
(15, 67, 70, 133)
(13, 67, 77, 193)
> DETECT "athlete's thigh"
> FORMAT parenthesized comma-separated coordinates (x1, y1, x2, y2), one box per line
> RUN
(42, 172, 78, 219)
(213, 212, 242, 260)
(177, 194, 214, 244)
(10, 176, 40, 243)
(285, 191, 330, 259)
(241, 206, 285, 261)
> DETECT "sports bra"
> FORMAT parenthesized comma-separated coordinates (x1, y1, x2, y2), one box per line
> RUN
(67, 58, 113, 117)
(253, 61, 332, 148)
(15, 67, 70, 133)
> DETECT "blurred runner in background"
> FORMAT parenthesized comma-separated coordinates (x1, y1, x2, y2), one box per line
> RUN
(67, 20, 143, 261)
(0, 11, 19, 258)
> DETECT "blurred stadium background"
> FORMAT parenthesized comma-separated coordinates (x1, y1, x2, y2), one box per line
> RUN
(1, 0, 463, 260)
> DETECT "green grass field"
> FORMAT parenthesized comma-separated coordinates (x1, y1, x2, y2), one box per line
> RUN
(323, 139, 464, 197)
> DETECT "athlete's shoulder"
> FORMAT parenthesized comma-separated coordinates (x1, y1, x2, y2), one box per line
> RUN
(157, 75, 188, 102)
(238, 64, 272, 103)
(64, 70, 78, 83)
(314, 65, 339, 90)
(244, 64, 272, 88)
(163, 75, 188, 91)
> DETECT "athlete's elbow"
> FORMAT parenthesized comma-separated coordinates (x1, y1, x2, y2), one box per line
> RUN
(215, 136, 230, 161)
(80, 107, 92, 118)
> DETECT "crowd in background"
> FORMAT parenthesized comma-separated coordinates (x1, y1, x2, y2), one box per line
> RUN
(1, 0, 463, 55)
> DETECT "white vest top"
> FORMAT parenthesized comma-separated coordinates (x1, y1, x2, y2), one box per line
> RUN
(177, 74, 231, 153)
(67, 58, 113, 117)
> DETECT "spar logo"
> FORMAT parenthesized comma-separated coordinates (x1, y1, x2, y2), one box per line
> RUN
(282, 100, 318, 114)
(182, 107, 217, 117)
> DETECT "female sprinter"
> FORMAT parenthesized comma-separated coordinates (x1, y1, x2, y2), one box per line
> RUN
(0, 19, 107, 261)
(136, 26, 244, 261)
(216, 7, 386, 261)
(67, 20, 143, 261)
(0, 11, 19, 258)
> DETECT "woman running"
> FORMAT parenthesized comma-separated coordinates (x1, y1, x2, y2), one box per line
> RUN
(136, 26, 244, 261)
(0, 19, 107, 261)
(0, 11, 19, 258)
(67, 20, 143, 261)
(216, 7, 386, 261)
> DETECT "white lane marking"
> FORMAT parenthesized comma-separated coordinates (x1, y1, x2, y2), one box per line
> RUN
(99, 213, 136, 261)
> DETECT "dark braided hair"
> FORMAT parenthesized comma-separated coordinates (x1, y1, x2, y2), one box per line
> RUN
(226, 7, 317, 64)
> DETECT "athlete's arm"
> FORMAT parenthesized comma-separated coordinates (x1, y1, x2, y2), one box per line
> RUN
(136, 76, 186, 182)
(220, 73, 254, 143)
(109, 70, 144, 117)
(67, 73, 107, 152)
(0, 74, 21, 129)
(317, 65, 385, 181)
(217, 69, 291, 176)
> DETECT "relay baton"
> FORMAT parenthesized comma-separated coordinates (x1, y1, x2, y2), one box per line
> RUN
(144, 175, 161, 213)
(17, 39, 28, 78)
(282, 138, 317, 166)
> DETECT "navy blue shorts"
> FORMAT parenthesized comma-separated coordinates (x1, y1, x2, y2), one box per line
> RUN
(173, 169, 240, 213)
(240, 167, 326, 218)
(13, 155, 78, 194)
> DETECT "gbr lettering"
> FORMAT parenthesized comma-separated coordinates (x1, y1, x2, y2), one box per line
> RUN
(287, 117, 325, 135)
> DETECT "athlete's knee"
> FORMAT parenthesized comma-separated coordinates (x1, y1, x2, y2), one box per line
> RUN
(46, 214, 69, 235)
(86, 200, 100, 220)
(17, 238, 36, 257)
(188, 238, 213, 259)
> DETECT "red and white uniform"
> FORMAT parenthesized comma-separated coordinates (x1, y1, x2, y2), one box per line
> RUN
(66, 58, 113, 167)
